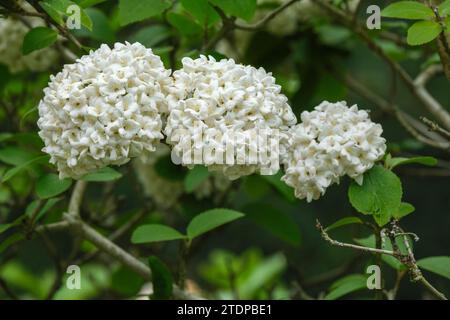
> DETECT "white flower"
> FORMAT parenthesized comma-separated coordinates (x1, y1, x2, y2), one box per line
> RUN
(281, 101, 386, 202)
(0, 15, 58, 73)
(134, 144, 232, 208)
(164, 55, 296, 180)
(38, 42, 172, 179)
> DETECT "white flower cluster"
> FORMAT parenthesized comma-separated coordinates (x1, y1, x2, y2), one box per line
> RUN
(0, 16, 58, 73)
(164, 55, 296, 180)
(38, 42, 172, 179)
(134, 144, 231, 208)
(281, 101, 386, 202)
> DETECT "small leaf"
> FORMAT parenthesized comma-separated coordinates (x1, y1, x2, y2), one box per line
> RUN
(325, 217, 363, 232)
(382, 1, 434, 20)
(439, 0, 450, 16)
(131, 224, 186, 244)
(209, 0, 257, 21)
(386, 155, 437, 170)
(130, 25, 171, 48)
(74, 8, 115, 43)
(407, 21, 442, 46)
(167, 12, 203, 36)
(0, 233, 24, 254)
(75, 0, 107, 7)
(0, 223, 14, 235)
(0, 147, 36, 165)
(40, 0, 94, 30)
(22, 27, 58, 55)
(148, 256, 173, 299)
(324, 274, 367, 300)
(243, 203, 301, 246)
(348, 165, 402, 227)
(80, 167, 122, 182)
(187, 208, 244, 240)
(181, 0, 220, 27)
(392, 202, 415, 219)
(417, 256, 450, 280)
(36, 173, 72, 199)
(184, 165, 210, 193)
(118, 0, 171, 26)
(26, 197, 62, 222)
(2, 155, 50, 183)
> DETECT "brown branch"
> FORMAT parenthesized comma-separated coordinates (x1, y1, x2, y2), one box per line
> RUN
(421, 116, 450, 139)
(57, 181, 203, 300)
(317, 219, 448, 300)
(328, 68, 450, 151)
(313, 0, 450, 131)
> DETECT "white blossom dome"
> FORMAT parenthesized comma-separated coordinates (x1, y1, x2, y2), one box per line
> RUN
(164, 55, 296, 180)
(281, 101, 386, 202)
(0, 16, 58, 73)
(38, 42, 172, 179)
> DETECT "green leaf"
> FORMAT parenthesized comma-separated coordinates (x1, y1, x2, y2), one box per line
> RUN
(2, 155, 50, 183)
(439, 0, 450, 16)
(26, 197, 62, 222)
(187, 208, 244, 239)
(184, 165, 210, 193)
(22, 27, 58, 55)
(385, 155, 437, 169)
(40, 0, 93, 30)
(0, 133, 13, 143)
(148, 256, 173, 299)
(131, 224, 186, 244)
(417, 256, 450, 280)
(74, 8, 115, 43)
(209, 0, 257, 21)
(36, 173, 72, 199)
(407, 21, 442, 46)
(130, 25, 171, 48)
(74, 0, 107, 8)
(382, 1, 434, 20)
(181, 0, 220, 27)
(262, 171, 296, 202)
(80, 167, 122, 182)
(243, 203, 301, 246)
(111, 266, 145, 296)
(0, 147, 36, 165)
(348, 165, 402, 227)
(167, 12, 203, 36)
(325, 217, 363, 232)
(0, 223, 14, 235)
(392, 202, 415, 219)
(324, 274, 367, 300)
(118, 0, 171, 26)
(239, 253, 286, 298)
(0, 233, 24, 254)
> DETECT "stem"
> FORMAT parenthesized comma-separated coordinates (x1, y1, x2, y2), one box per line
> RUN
(317, 219, 448, 300)
(57, 181, 202, 300)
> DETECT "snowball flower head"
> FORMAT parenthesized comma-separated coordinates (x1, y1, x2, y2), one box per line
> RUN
(164, 55, 296, 180)
(38, 42, 172, 179)
(282, 101, 386, 202)
(0, 16, 58, 73)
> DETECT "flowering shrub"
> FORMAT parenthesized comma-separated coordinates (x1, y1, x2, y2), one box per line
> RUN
(0, 0, 449, 301)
